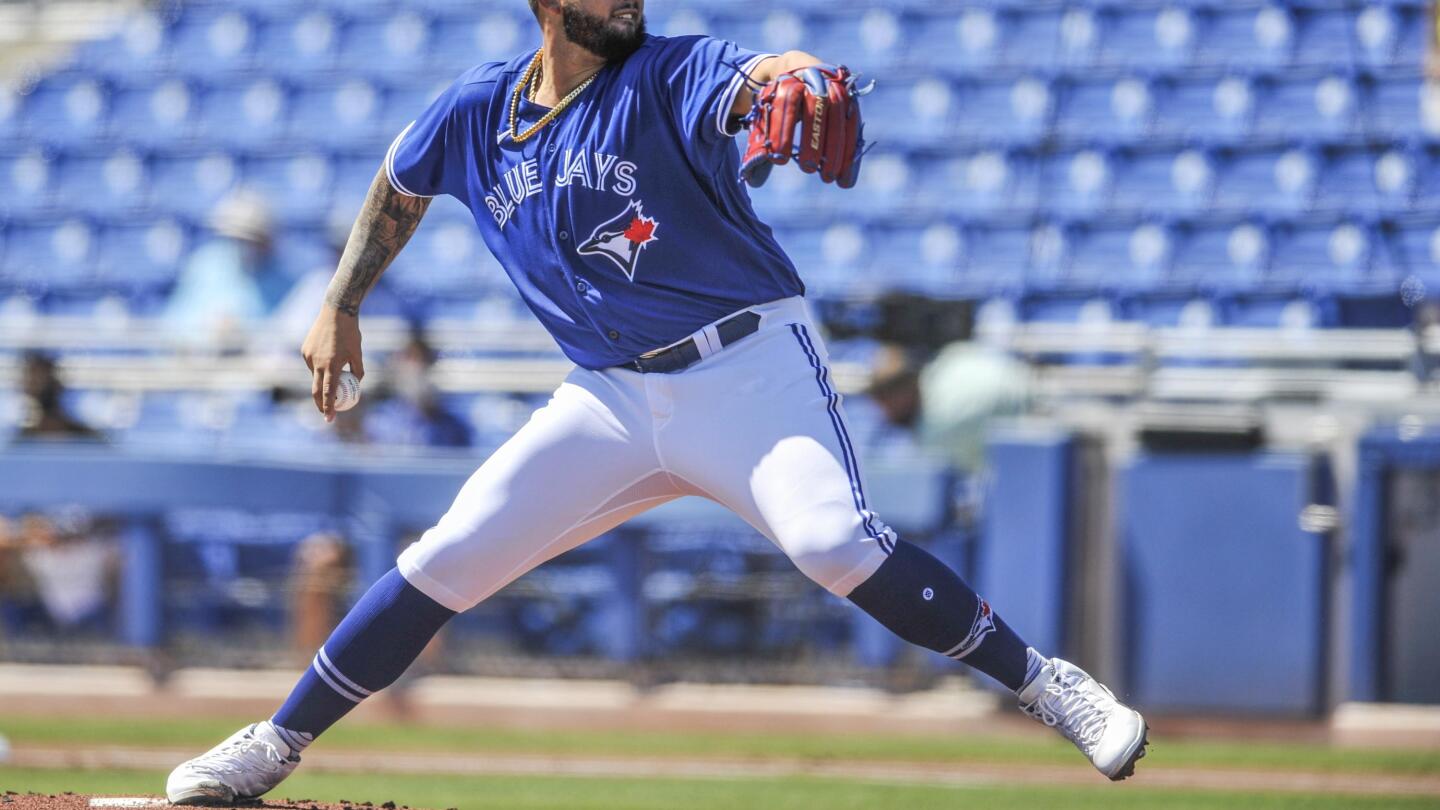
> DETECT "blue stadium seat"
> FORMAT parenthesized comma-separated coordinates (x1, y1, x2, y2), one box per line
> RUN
(196, 79, 290, 149)
(1313, 146, 1385, 213)
(71, 10, 172, 76)
(1211, 147, 1315, 215)
(952, 76, 1053, 145)
(94, 217, 191, 292)
(1389, 216, 1440, 284)
(1095, 6, 1196, 69)
(271, 226, 335, 278)
(748, 160, 831, 222)
(1054, 76, 1152, 142)
(1352, 4, 1414, 68)
(911, 9, 997, 71)
(288, 79, 387, 149)
(1363, 73, 1432, 139)
(865, 76, 962, 148)
(0, 81, 23, 147)
(1055, 6, 1100, 68)
(1292, 6, 1359, 68)
(1110, 148, 1214, 216)
(167, 8, 257, 77)
(21, 74, 110, 148)
(251, 10, 341, 78)
(1252, 74, 1361, 140)
(379, 77, 450, 143)
(428, 10, 527, 71)
(337, 11, 433, 76)
(809, 9, 904, 71)
(52, 149, 150, 216)
(920, 149, 1038, 217)
(330, 151, 386, 205)
(1170, 219, 1271, 292)
(1067, 221, 1175, 293)
(950, 221, 1025, 296)
(868, 221, 963, 294)
(149, 152, 241, 220)
(387, 217, 506, 295)
(1269, 219, 1393, 293)
(1037, 149, 1112, 217)
(108, 78, 200, 148)
(0, 218, 97, 291)
(239, 153, 335, 223)
(770, 223, 871, 298)
(0, 150, 56, 216)
(1151, 75, 1256, 143)
(1194, 4, 1294, 69)
(996, 7, 1062, 70)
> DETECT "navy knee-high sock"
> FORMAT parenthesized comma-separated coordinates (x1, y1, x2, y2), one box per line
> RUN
(847, 540, 1033, 691)
(270, 568, 455, 749)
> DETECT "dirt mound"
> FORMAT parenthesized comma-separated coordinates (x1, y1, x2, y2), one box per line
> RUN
(0, 794, 440, 810)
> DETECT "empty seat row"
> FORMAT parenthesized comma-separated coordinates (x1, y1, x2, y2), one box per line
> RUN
(72, 2, 1428, 82)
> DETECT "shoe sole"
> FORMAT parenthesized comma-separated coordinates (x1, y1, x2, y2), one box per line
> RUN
(167, 784, 238, 806)
(1107, 718, 1150, 782)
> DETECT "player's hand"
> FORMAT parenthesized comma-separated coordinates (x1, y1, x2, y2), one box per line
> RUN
(301, 306, 365, 423)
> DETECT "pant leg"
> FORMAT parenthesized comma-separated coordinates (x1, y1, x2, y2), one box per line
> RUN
(397, 368, 681, 611)
(660, 304, 891, 596)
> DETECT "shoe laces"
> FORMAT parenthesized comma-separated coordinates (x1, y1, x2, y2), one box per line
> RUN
(1023, 670, 1112, 755)
(190, 731, 291, 777)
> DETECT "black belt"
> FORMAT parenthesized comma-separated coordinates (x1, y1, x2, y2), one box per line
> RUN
(621, 311, 762, 374)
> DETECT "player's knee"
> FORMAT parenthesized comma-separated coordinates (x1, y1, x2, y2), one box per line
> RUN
(782, 531, 885, 596)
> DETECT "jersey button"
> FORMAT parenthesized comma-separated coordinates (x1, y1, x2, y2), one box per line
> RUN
(607, 329, 620, 341)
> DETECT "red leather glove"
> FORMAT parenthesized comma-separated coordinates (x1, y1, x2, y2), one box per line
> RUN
(739, 64, 869, 189)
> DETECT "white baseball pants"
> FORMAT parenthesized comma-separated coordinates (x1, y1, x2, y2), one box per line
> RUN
(396, 296, 895, 610)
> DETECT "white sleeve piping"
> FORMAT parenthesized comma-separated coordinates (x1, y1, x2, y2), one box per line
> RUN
(384, 121, 436, 199)
(715, 53, 777, 138)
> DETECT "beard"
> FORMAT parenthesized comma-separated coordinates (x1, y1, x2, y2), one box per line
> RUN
(561, 4, 646, 62)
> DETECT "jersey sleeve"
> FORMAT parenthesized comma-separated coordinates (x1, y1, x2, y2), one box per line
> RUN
(384, 75, 476, 201)
(656, 36, 775, 145)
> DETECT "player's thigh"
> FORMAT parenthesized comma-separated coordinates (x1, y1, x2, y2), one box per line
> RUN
(398, 376, 677, 611)
(665, 324, 892, 596)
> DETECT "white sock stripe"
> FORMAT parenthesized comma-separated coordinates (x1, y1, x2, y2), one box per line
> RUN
(310, 654, 365, 703)
(317, 648, 373, 697)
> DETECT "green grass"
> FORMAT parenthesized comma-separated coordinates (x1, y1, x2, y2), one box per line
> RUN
(4, 767, 1439, 810)
(3, 714, 1438, 777)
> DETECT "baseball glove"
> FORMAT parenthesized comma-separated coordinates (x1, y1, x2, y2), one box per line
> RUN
(739, 64, 870, 189)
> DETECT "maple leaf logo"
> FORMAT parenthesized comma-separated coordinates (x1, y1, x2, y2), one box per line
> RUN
(578, 200, 660, 282)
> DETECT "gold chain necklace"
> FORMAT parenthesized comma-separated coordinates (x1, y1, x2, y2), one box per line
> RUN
(507, 50, 599, 144)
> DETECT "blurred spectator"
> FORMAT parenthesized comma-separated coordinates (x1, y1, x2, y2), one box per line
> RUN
(289, 532, 353, 656)
(0, 514, 45, 638)
(17, 352, 103, 441)
(365, 330, 472, 448)
(862, 344, 927, 461)
(918, 340, 1031, 473)
(17, 509, 119, 635)
(163, 191, 295, 348)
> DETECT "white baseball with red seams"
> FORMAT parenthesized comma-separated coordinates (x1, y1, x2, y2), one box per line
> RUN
(333, 370, 361, 412)
(396, 296, 895, 610)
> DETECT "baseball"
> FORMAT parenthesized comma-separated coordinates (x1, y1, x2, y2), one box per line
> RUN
(333, 370, 361, 412)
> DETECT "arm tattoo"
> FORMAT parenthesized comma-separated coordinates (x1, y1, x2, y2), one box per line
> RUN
(324, 167, 432, 317)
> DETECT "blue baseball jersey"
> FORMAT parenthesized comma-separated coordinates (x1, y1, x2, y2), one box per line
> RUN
(384, 35, 805, 370)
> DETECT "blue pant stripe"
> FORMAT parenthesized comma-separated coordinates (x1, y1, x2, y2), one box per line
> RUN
(789, 324, 893, 555)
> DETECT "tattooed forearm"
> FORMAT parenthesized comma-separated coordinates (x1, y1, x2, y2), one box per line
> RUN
(324, 167, 432, 317)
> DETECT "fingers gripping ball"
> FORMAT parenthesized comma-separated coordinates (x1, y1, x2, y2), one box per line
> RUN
(740, 65, 870, 189)
(333, 370, 362, 413)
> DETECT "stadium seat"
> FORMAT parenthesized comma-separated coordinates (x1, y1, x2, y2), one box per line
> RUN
(288, 79, 387, 149)
(1388, 216, 1440, 285)
(996, 6, 1062, 70)
(1055, 6, 1100, 68)
(1210, 147, 1315, 216)
(52, 149, 151, 217)
(148, 152, 241, 220)
(1269, 218, 1394, 293)
(1037, 149, 1112, 217)
(809, 9, 904, 71)
(0, 218, 97, 292)
(1251, 74, 1361, 140)
(107, 78, 200, 148)
(868, 220, 964, 295)
(864, 76, 961, 148)
(336, 11, 433, 76)
(1291, 6, 1359, 68)
(94, 217, 191, 292)
(1170, 219, 1271, 292)
(167, 8, 257, 77)
(1363, 74, 1437, 139)
(914, 8, 1002, 71)
(21, 74, 110, 148)
(770, 223, 871, 298)
(0, 150, 56, 216)
(1194, 4, 1294, 69)
(72, 10, 172, 76)
(251, 10, 341, 78)
(947, 76, 1053, 145)
(1313, 146, 1387, 213)
(196, 79, 290, 149)
(1053, 75, 1152, 142)
(238, 153, 335, 223)
(1150, 74, 1255, 143)
(1110, 148, 1214, 216)
(1095, 6, 1196, 69)
(0, 81, 22, 147)
(1066, 221, 1174, 293)
(428, 10, 527, 71)
(949, 221, 1026, 296)
(921, 149, 1038, 217)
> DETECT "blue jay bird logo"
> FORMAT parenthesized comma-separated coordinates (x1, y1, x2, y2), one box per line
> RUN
(578, 200, 658, 281)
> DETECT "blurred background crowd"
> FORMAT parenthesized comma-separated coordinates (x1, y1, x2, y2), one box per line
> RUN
(1, 0, 1438, 716)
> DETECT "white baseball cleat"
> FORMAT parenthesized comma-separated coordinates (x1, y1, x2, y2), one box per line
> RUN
(166, 721, 301, 805)
(1018, 652, 1149, 781)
